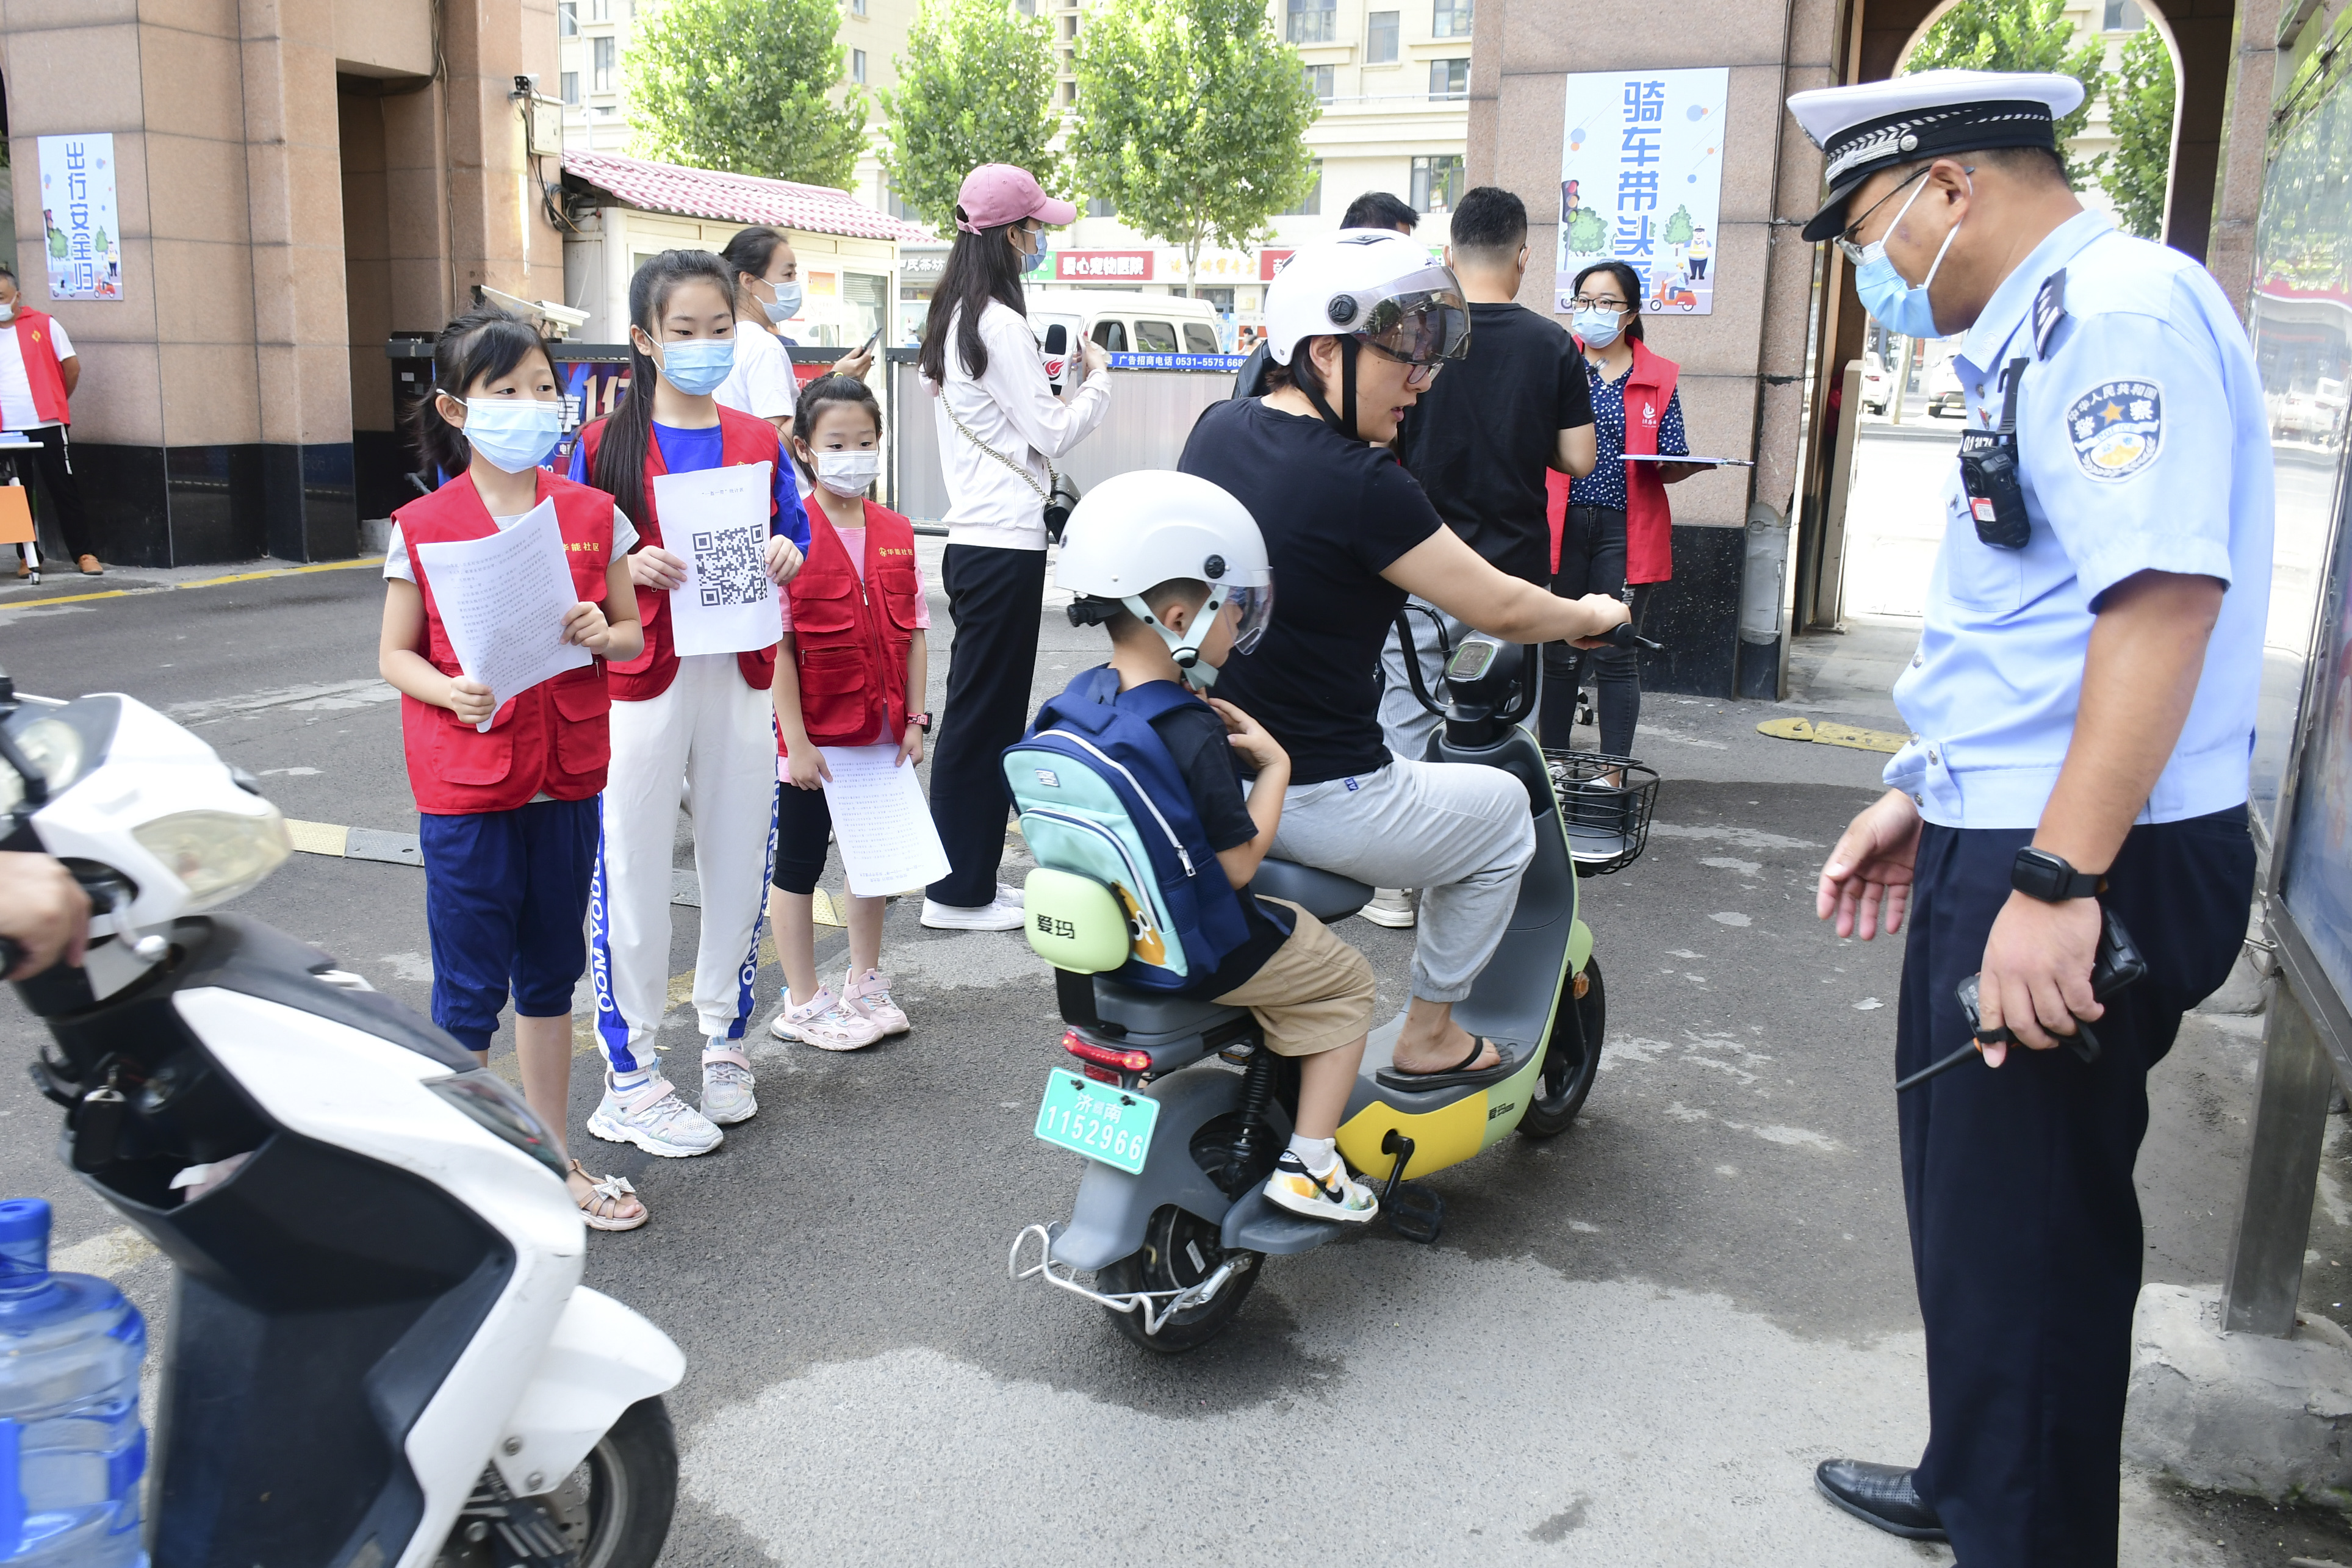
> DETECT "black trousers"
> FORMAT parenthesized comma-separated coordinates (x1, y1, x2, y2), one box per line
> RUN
(1539, 505, 1652, 755)
(1896, 807, 2253, 1567)
(925, 543, 1046, 907)
(9, 425, 93, 562)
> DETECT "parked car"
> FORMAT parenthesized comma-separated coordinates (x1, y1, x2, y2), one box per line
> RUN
(1860, 352, 1890, 415)
(1926, 356, 1965, 418)
(2276, 377, 2348, 446)
(1027, 289, 1225, 357)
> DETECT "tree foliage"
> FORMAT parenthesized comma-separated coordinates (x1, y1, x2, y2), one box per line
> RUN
(1902, 0, 2107, 189)
(882, 0, 1063, 225)
(2101, 25, 2176, 239)
(1066, 0, 1318, 286)
(630, 0, 869, 191)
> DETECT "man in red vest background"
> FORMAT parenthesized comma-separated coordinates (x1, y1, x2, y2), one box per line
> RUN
(0, 265, 99, 577)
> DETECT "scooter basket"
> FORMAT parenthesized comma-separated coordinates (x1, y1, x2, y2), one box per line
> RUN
(1542, 751, 1659, 876)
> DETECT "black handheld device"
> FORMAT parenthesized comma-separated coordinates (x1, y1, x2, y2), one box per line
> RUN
(1895, 907, 2146, 1091)
(1957, 356, 2032, 549)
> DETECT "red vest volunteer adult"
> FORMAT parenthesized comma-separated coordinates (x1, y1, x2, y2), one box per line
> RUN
(577, 406, 783, 702)
(783, 500, 922, 751)
(394, 471, 616, 813)
(8, 308, 71, 426)
(1547, 336, 1681, 584)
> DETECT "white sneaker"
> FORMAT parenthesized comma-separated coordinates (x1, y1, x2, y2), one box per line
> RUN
(586, 1071, 724, 1157)
(921, 890, 1026, 931)
(1262, 1151, 1379, 1223)
(768, 986, 885, 1050)
(841, 969, 911, 1035)
(700, 1045, 757, 1124)
(1361, 887, 1419, 929)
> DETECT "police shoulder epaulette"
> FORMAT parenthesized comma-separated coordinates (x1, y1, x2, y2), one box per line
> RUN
(2032, 270, 2067, 360)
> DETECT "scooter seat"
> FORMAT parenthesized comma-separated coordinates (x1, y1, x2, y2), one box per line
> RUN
(1251, 860, 1376, 922)
(1091, 979, 1250, 1045)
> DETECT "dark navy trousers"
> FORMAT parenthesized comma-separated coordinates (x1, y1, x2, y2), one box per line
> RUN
(1897, 807, 2253, 1567)
(419, 796, 601, 1053)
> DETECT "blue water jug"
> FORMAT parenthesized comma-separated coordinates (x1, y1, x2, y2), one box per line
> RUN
(0, 1201, 146, 1567)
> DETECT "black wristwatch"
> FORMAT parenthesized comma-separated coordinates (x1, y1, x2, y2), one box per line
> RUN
(912, 711, 933, 732)
(2012, 846, 2104, 902)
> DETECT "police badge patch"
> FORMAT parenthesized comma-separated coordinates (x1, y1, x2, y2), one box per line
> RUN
(2065, 379, 2161, 481)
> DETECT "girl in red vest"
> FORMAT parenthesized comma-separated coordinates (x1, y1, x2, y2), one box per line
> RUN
(375, 304, 649, 1231)
(1543, 260, 1705, 758)
(571, 250, 808, 1160)
(766, 375, 930, 1049)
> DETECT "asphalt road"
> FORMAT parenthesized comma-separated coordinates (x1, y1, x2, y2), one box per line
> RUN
(4, 554, 2351, 1566)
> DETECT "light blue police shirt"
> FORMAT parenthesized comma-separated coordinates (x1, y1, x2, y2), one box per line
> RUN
(1883, 210, 2274, 829)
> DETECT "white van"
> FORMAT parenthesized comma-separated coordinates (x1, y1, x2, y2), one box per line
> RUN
(1027, 289, 1226, 356)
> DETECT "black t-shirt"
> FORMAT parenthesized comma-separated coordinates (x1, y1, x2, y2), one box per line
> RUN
(1145, 688, 1291, 994)
(1179, 397, 1443, 785)
(1395, 301, 1594, 585)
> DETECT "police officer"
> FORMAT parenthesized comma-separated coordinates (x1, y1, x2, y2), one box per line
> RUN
(1785, 71, 2270, 1564)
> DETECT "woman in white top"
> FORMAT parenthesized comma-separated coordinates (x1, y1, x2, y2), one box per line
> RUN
(918, 164, 1110, 929)
(714, 225, 877, 453)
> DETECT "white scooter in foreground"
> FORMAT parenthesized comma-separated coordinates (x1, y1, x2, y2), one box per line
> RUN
(0, 664, 684, 1568)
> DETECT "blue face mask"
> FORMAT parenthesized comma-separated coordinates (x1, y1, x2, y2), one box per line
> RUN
(652, 336, 736, 396)
(460, 397, 562, 474)
(764, 281, 804, 324)
(1849, 173, 1962, 339)
(1573, 308, 1624, 350)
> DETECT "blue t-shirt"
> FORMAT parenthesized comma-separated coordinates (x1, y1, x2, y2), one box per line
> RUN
(568, 419, 808, 550)
(1566, 362, 1688, 511)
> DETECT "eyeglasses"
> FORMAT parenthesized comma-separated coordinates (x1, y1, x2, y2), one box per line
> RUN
(1836, 165, 1933, 265)
(1569, 297, 1630, 314)
(1363, 341, 1445, 389)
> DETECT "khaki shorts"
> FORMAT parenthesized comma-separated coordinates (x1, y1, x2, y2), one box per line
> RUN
(1210, 898, 1377, 1057)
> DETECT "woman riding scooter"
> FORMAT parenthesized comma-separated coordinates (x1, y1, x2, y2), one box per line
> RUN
(1177, 231, 1628, 1086)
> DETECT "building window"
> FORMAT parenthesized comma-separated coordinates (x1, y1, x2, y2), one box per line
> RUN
(1411, 153, 1463, 212)
(1433, 0, 1472, 37)
(1088, 195, 1116, 217)
(2101, 0, 2143, 27)
(561, 70, 580, 104)
(589, 0, 609, 18)
(1304, 63, 1334, 101)
(1367, 10, 1399, 62)
(1016, 0, 1035, 13)
(851, 0, 867, 12)
(852, 49, 867, 84)
(593, 35, 615, 92)
(1287, 0, 1337, 45)
(1283, 161, 1323, 215)
(559, 1, 578, 35)
(1429, 57, 1469, 100)
(1064, 79, 1077, 106)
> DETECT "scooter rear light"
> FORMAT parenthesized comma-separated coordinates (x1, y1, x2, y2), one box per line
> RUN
(1063, 1030, 1150, 1074)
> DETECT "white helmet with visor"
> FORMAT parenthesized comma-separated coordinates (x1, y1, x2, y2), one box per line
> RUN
(1261, 229, 1470, 438)
(1056, 470, 1274, 691)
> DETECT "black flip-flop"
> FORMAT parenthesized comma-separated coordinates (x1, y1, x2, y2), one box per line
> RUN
(1377, 1035, 1510, 1093)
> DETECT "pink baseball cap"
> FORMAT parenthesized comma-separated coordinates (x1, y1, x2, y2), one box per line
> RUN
(954, 164, 1077, 234)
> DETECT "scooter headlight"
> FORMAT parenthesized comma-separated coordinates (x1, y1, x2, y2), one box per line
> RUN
(130, 807, 294, 910)
(426, 1070, 567, 1178)
(0, 716, 88, 816)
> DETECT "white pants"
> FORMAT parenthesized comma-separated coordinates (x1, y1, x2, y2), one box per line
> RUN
(589, 655, 778, 1074)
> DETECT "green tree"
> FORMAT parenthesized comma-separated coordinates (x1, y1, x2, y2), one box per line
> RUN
(882, 0, 1062, 225)
(1566, 205, 1609, 256)
(1662, 205, 1693, 246)
(2101, 25, 2176, 239)
(630, 0, 868, 190)
(1067, 0, 1318, 290)
(1902, 0, 2107, 189)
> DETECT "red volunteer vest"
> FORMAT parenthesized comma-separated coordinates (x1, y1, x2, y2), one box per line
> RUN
(394, 471, 616, 814)
(782, 501, 922, 752)
(577, 407, 783, 702)
(9, 310, 71, 427)
(1548, 337, 1681, 584)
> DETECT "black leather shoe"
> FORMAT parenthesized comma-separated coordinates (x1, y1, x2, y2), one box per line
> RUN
(1814, 1458, 1947, 1542)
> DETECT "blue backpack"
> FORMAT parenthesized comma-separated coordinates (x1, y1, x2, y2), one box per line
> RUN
(1001, 668, 1255, 992)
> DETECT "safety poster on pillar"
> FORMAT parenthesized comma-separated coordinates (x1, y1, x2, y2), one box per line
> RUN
(35, 134, 122, 302)
(1555, 68, 1727, 318)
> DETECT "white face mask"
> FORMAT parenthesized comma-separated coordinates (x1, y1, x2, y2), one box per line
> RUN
(813, 448, 880, 497)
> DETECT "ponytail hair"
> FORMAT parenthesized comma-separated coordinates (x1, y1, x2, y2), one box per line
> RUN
(916, 207, 1030, 386)
(788, 372, 883, 485)
(1570, 261, 1645, 343)
(407, 304, 556, 479)
(719, 225, 789, 331)
(588, 248, 738, 524)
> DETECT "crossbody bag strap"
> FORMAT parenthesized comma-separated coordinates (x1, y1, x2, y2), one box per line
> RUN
(941, 392, 1060, 501)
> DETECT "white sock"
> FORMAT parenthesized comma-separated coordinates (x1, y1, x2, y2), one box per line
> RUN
(610, 1065, 654, 1093)
(1287, 1134, 1340, 1177)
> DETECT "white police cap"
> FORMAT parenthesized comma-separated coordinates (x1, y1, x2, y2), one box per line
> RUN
(1785, 70, 2085, 242)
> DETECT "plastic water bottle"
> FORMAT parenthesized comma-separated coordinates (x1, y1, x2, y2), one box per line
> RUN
(0, 1201, 146, 1567)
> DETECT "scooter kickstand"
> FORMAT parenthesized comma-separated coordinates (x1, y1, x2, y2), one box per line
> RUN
(1378, 1129, 1445, 1245)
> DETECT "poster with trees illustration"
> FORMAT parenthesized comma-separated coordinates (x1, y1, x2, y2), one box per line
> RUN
(1555, 68, 1727, 317)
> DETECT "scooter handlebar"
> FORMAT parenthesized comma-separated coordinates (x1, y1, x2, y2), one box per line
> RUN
(1606, 621, 1663, 653)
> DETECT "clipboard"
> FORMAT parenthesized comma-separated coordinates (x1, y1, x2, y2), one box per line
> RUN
(0, 486, 32, 546)
(1620, 454, 1755, 468)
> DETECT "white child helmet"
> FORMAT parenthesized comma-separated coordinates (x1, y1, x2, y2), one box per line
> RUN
(1259, 229, 1470, 437)
(1057, 470, 1273, 690)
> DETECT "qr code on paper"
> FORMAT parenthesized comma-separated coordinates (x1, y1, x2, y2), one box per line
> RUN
(692, 528, 767, 607)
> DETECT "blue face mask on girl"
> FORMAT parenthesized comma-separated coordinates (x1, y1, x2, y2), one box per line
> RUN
(763, 281, 804, 324)
(652, 336, 736, 397)
(1847, 171, 1965, 340)
(1573, 308, 1624, 350)
(459, 397, 563, 474)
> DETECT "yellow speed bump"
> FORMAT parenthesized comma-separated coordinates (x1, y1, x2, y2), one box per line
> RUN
(1757, 716, 1908, 755)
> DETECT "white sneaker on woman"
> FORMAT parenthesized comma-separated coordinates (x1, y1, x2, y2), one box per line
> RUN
(768, 987, 885, 1051)
(586, 1072, 724, 1157)
(1361, 887, 1419, 929)
(920, 889, 1026, 931)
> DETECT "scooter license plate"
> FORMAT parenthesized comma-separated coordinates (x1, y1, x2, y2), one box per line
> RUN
(1032, 1069, 1158, 1175)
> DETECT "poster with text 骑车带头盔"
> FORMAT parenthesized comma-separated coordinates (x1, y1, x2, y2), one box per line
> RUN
(1556, 68, 1727, 318)
(36, 134, 122, 302)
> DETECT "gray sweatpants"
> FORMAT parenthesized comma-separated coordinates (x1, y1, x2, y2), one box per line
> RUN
(1376, 595, 1469, 764)
(1260, 757, 1535, 1005)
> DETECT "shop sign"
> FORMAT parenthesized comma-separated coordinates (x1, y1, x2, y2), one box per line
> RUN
(1168, 251, 1256, 283)
(37, 134, 121, 301)
(1057, 250, 1154, 282)
(1260, 249, 1296, 281)
(1555, 67, 1726, 316)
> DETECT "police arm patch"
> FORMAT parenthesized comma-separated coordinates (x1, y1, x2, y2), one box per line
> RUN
(2065, 378, 2161, 481)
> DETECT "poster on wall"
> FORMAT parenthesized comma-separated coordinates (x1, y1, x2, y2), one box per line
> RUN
(1555, 68, 1727, 317)
(36, 134, 122, 301)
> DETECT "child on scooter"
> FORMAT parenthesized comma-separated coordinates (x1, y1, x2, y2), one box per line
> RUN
(1092, 570, 1383, 1223)
(377, 304, 649, 1231)
(766, 373, 928, 1049)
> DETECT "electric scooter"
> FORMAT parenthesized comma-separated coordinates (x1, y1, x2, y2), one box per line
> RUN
(1009, 630, 1655, 1353)
(0, 667, 685, 1568)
